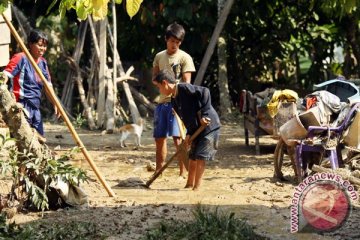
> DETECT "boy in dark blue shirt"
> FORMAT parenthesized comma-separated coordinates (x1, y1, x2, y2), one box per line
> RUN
(153, 69, 220, 190)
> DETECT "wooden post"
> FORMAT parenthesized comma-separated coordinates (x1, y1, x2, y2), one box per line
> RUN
(61, 21, 88, 111)
(88, 17, 101, 58)
(2, 13, 115, 197)
(97, 19, 107, 127)
(112, 0, 117, 124)
(193, 0, 234, 86)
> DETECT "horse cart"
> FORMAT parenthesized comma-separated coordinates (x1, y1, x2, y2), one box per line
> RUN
(240, 88, 298, 155)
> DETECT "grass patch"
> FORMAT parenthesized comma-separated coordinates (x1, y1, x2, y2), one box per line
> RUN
(0, 213, 107, 239)
(143, 205, 266, 240)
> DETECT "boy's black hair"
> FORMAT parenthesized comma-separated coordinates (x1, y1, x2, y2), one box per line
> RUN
(28, 29, 48, 45)
(154, 69, 177, 84)
(165, 22, 185, 42)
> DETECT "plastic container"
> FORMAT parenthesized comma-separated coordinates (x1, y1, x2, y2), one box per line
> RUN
(279, 114, 308, 146)
(298, 106, 322, 128)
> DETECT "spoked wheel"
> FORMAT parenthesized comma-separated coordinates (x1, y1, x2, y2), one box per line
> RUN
(274, 138, 286, 181)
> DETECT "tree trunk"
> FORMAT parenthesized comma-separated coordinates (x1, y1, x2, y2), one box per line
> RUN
(218, 36, 232, 118)
(344, 16, 360, 78)
(217, 0, 232, 118)
(0, 85, 44, 158)
(86, 53, 97, 112)
(109, 1, 117, 131)
(105, 72, 115, 131)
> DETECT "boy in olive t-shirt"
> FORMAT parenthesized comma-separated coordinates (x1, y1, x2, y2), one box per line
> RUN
(152, 22, 196, 176)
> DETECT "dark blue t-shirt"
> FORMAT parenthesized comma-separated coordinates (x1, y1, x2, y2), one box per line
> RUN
(172, 83, 221, 138)
(4, 52, 51, 109)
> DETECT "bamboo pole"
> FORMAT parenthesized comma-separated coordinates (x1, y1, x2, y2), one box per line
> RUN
(1, 13, 115, 197)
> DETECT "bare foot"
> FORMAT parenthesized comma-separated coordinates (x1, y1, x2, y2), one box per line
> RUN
(193, 186, 200, 191)
(179, 173, 186, 178)
(178, 176, 186, 181)
(37, 133, 47, 144)
(184, 184, 193, 189)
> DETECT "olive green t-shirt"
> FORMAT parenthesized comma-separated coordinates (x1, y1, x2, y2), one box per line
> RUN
(153, 49, 195, 103)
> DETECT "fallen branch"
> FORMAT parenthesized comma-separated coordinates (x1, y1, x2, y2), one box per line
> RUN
(115, 66, 138, 83)
(129, 85, 155, 113)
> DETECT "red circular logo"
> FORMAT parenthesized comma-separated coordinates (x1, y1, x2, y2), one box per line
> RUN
(301, 182, 350, 231)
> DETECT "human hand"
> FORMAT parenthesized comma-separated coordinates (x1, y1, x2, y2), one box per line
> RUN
(200, 117, 211, 126)
(54, 105, 61, 119)
(182, 135, 191, 150)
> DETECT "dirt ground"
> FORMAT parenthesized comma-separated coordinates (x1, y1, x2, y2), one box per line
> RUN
(2, 117, 360, 239)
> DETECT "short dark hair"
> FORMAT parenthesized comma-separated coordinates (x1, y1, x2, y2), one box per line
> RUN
(154, 69, 176, 84)
(28, 29, 48, 45)
(165, 23, 185, 42)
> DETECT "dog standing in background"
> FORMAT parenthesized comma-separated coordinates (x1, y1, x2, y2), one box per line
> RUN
(118, 118, 144, 149)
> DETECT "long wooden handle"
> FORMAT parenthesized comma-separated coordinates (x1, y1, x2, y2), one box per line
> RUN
(172, 109, 186, 140)
(146, 124, 206, 188)
(2, 13, 115, 197)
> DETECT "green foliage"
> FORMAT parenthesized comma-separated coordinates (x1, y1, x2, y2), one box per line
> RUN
(0, 213, 24, 238)
(47, 0, 143, 20)
(126, 0, 143, 19)
(144, 205, 264, 240)
(319, 0, 359, 18)
(0, 138, 88, 211)
(0, 214, 106, 239)
(0, 72, 5, 85)
(74, 113, 88, 129)
(0, 0, 10, 14)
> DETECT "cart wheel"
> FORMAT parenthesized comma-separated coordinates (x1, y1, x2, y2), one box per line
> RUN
(274, 138, 286, 181)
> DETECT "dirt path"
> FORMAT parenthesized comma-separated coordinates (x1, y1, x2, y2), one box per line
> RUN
(3, 118, 360, 239)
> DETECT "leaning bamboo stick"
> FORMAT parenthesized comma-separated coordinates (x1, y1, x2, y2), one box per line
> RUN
(1, 13, 115, 197)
